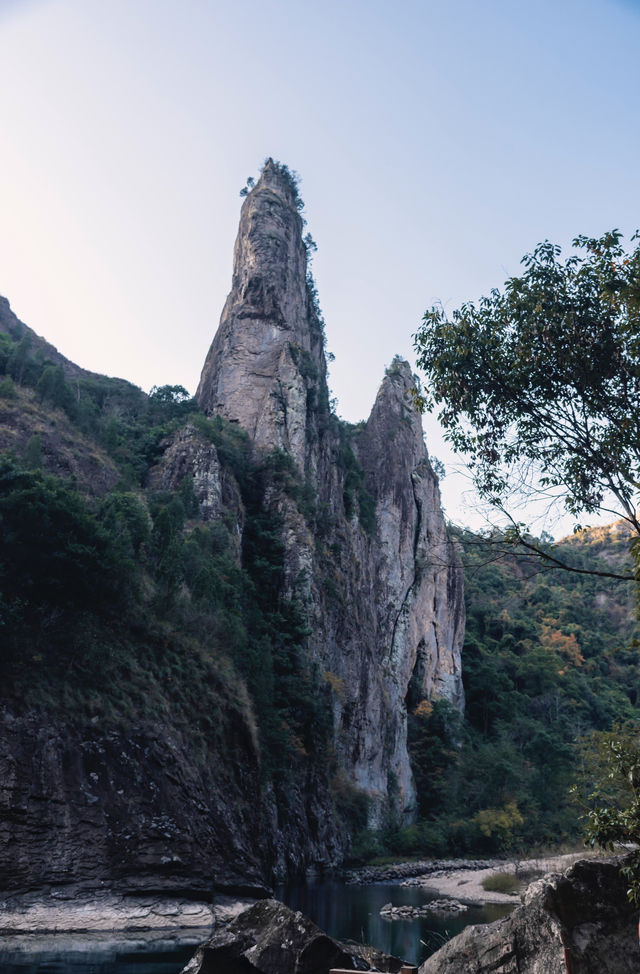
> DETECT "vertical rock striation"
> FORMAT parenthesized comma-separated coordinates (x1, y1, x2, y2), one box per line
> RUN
(196, 160, 464, 826)
(0, 160, 466, 902)
(345, 360, 464, 813)
(197, 159, 327, 476)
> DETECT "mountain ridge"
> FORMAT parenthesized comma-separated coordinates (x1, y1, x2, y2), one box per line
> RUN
(0, 160, 464, 894)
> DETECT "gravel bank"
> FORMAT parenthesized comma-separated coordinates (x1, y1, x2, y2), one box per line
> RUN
(0, 890, 253, 933)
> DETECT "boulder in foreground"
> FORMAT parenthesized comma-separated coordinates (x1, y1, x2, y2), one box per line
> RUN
(419, 857, 637, 974)
(181, 898, 404, 973)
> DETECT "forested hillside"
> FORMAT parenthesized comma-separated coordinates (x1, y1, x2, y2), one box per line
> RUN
(398, 524, 640, 858)
(0, 160, 466, 894)
(3, 308, 639, 871)
(0, 323, 334, 785)
(0, 315, 345, 889)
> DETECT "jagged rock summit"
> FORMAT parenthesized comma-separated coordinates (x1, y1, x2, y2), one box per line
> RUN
(197, 158, 327, 473)
(196, 159, 464, 824)
(0, 160, 466, 904)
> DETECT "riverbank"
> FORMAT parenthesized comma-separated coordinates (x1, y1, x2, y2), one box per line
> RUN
(348, 850, 604, 906)
(0, 851, 603, 934)
(0, 890, 251, 934)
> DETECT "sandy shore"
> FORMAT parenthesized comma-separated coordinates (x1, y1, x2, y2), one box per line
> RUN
(404, 851, 601, 905)
(0, 852, 606, 933)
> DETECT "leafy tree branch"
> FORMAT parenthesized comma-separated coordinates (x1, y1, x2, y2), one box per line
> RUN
(414, 230, 640, 547)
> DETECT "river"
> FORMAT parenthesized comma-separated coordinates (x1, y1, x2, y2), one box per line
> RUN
(0, 881, 513, 972)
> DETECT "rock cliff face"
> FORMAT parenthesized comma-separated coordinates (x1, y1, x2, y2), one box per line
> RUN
(0, 159, 464, 898)
(197, 160, 326, 476)
(0, 711, 270, 898)
(197, 160, 464, 822)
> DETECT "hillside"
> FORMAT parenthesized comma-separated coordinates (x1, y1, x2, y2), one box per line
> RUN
(2, 162, 637, 899)
(0, 161, 464, 898)
(395, 522, 640, 859)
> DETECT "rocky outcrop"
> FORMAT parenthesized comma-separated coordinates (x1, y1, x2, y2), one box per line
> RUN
(419, 857, 638, 974)
(380, 899, 467, 918)
(196, 160, 464, 824)
(0, 710, 270, 899)
(180, 899, 404, 974)
(197, 160, 327, 476)
(333, 360, 463, 811)
(0, 160, 465, 899)
(359, 361, 464, 710)
(147, 422, 245, 556)
(147, 424, 228, 521)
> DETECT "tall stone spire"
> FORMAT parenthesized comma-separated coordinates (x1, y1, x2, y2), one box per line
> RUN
(196, 161, 465, 825)
(196, 159, 327, 471)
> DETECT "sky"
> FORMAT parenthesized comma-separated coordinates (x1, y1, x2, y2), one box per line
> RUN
(0, 0, 639, 534)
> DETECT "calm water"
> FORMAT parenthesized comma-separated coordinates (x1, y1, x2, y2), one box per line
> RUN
(0, 931, 201, 974)
(277, 879, 513, 966)
(0, 881, 514, 972)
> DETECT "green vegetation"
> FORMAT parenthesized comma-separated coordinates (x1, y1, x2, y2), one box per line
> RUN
(395, 524, 640, 860)
(0, 326, 201, 485)
(6, 218, 640, 872)
(576, 725, 640, 903)
(337, 424, 376, 534)
(414, 231, 640, 547)
(409, 227, 640, 896)
(481, 872, 520, 895)
(236, 159, 331, 365)
(0, 317, 376, 835)
(0, 329, 333, 815)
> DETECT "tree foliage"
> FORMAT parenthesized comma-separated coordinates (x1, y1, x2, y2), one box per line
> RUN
(415, 226, 640, 875)
(400, 524, 640, 858)
(576, 727, 640, 904)
(0, 393, 331, 816)
(414, 231, 640, 536)
(0, 458, 129, 652)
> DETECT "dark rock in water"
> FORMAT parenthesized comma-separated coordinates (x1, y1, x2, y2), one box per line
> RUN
(181, 899, 404, 974)
(419, 857, 638, 974)
(380, 899, 467, 919)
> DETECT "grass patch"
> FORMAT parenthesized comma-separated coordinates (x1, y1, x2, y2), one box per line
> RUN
(481, 871, 520, 895)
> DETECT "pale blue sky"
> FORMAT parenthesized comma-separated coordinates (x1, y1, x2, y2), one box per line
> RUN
(0, 0, 638, 532)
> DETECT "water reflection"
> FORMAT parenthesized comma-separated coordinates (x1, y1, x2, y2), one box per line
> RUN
(0, 883, 514, 971)
(277, 879, 514, 966)
(0, 930, 205, 974)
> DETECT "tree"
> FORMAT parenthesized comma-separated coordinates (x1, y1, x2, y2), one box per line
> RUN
(148, 382, 192, 413)
(7, 333, 31, 384)
(414, 229, 640, 887)
(23, 434, 43, 470)
(36, 363, 69, 409)
(148, 383, 191, 405)
(413, 231, 640, 566)
(0, 457, 127, 659)
(577, 727, 640, 904)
